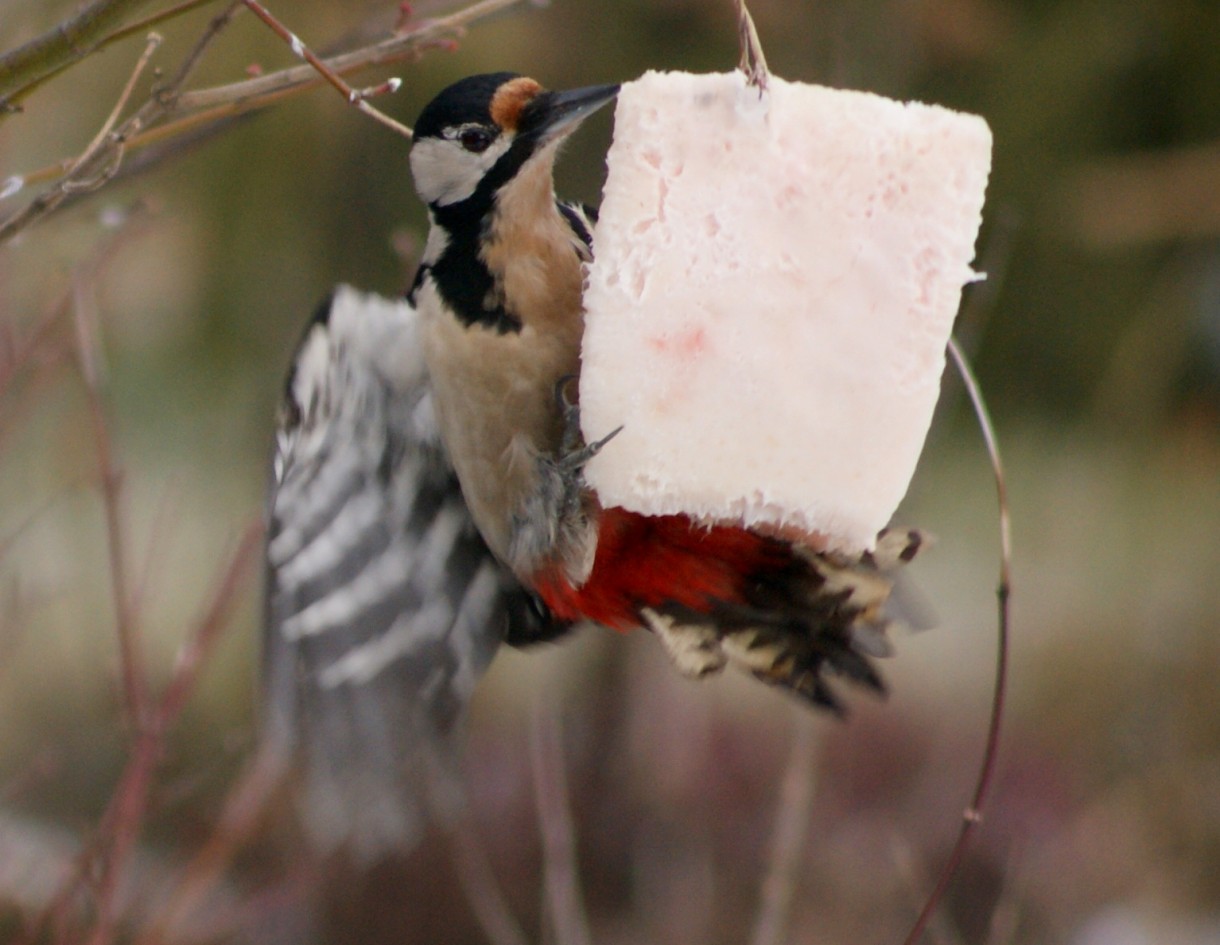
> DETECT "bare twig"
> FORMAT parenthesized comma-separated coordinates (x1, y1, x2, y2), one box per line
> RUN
(529, 697, 593, 945)
(0, 488, 83, 686)
(892, 840, 963, 945)
(0, 805, 260, 945)
(129, 479, 184, 634)
(2, 0, 229, 109)
(173, 0, 527, 113)
(83, 521, 262, 945)
(0, 203, 148, 467)
(0, 0, 532, 238)
(442, 796, 531, 945)
(0, 0, 159, 107)
(901, 337, 1011, 945)
(71, 251, 150, 731)
(69, 268, 259, 945)
(948, 337, 1012, 597)
(0, 578, 31, 686)
(83, 734, 164, 945)
(241, 0, 413, 139)
(0, 287, 70, 403)
(733, 0, 770, 94)
(160, 520, 264, 723)
(12, 436, 262, 945)
(161, 0, 243, 96)
(0, 5, 238, 243)
(71, 32, 164, 191)
(0, 32, 163, 242)
(95, 0, 228, 69)
(112, 0, 227, 47)
(749, 711, 818, 945)
(133, 736, 284, 945)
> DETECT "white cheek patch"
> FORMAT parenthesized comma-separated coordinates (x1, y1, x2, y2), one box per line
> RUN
(409, 134, 514, 207)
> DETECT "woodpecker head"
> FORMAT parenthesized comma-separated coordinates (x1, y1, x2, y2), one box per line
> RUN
(409, 73, 619, 210)
(407, 74, 618, 335)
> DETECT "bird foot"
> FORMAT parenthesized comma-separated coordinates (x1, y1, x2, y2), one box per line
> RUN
(507, 380, 621, 584)
(552, 374, 622, 475)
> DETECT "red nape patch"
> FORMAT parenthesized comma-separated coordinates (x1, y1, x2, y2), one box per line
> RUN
(534, 509, 792, 630)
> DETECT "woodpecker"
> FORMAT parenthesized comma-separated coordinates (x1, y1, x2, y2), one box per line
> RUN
(264, 73, 924, 856)
(405, 72, 923, 696)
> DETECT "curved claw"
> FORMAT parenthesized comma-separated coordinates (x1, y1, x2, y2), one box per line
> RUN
(554, 374, 582, 454)
(559, 424, 623, 473)
(551, 375, 622, 468)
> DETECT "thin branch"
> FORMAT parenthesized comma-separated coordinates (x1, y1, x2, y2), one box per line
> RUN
(901, 337, 1011, 945)
(0, 0, 159, 106)
(16, 245, 261, 941)
(892, 840, 963, 945)
(0, 579, 31, 688)
(133, 646, 279, 945)
(0, 284, 69, 400)
(240, 0, 413, 139)
(1, 1, 239, 239)
(170, 0, 529, 113)
(529, 697, 593, 945)
(159, 0, 243, 96)
(0, 32, 162, 242)
(442, 794, 531, 945)
(74, 522, 261, 945)
(129, 479, 183, 634)
(82, 732, 163, 945)
(0, 494, 61, 568)
(3, 0, 229, 108)
(0, 498, 83, 693)
(94, 0, 227, 65)
(67, 31, 164, 192)
(157, 519, 263, 724)
(0, 203, 147, 463)
(0, 0, 532, 239)
(749, 711, 818, 945)
(71, 251, 150, 731)
(733, 0, 770, 94)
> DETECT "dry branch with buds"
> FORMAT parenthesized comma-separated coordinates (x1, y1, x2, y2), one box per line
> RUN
(0, 0, 535, 242)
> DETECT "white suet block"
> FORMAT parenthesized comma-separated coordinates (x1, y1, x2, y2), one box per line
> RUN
(579, 70, 991, 552)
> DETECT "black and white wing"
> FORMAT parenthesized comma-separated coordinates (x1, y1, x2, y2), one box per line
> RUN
(263, 285, 540, 858)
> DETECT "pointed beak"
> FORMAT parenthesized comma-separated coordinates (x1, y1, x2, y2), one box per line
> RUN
(524, 82, 620, 144)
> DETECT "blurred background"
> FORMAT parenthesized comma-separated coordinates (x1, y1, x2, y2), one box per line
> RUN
(1, 0, 1218, 942)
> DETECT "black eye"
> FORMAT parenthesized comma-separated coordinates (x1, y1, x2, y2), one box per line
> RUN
(459, 127, 494, 153)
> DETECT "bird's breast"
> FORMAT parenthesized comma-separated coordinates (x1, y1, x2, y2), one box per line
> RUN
(415, 279, 579, 567)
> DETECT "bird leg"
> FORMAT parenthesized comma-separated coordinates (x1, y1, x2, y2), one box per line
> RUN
(507, 378, 622, 586)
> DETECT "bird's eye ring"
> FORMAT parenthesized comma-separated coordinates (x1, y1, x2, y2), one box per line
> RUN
(459, 127, 494, 153)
